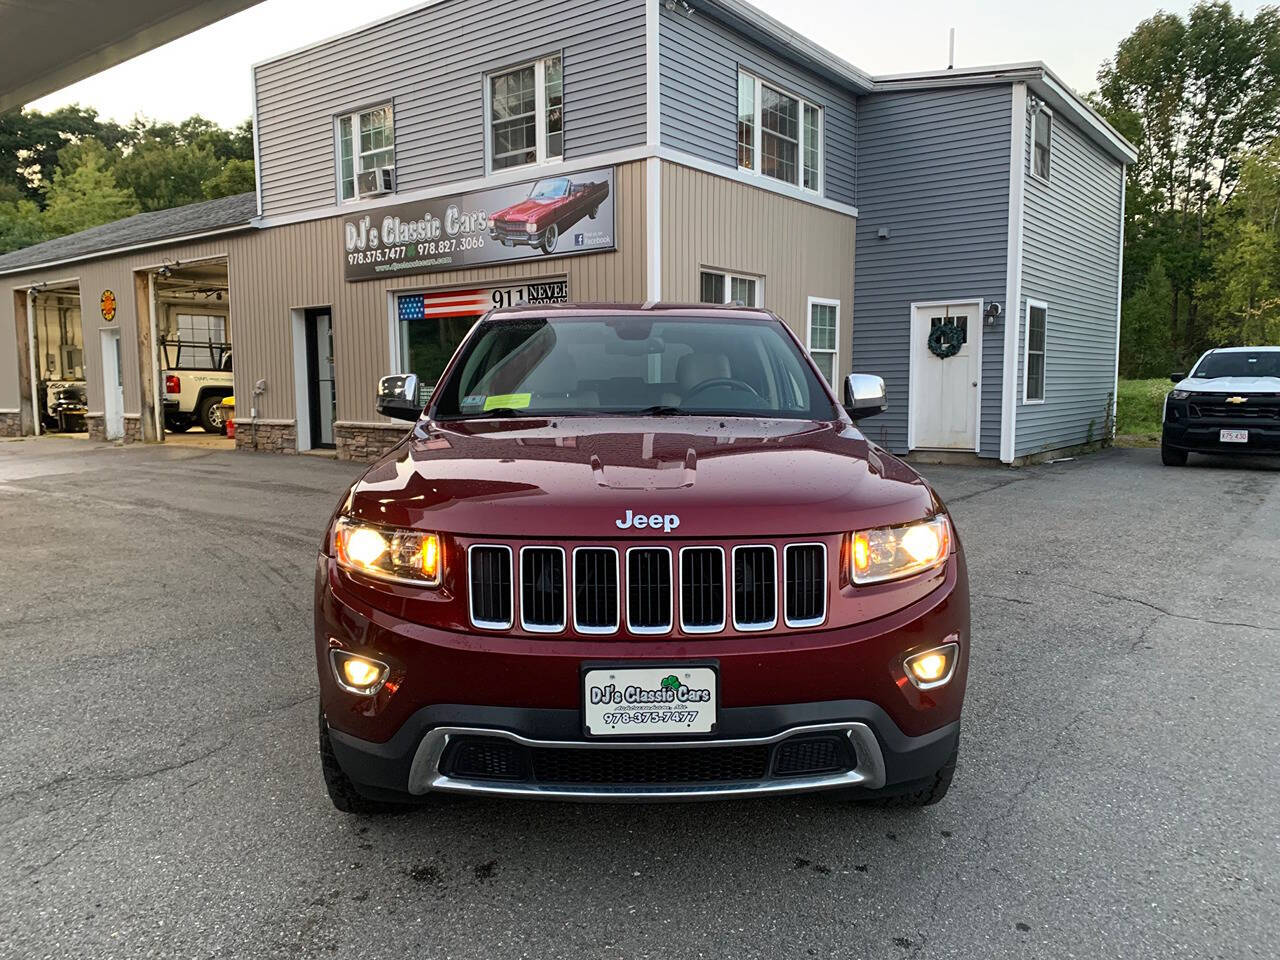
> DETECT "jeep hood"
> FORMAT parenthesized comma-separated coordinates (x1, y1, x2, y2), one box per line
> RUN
(341, 418, 942, 539)
(1174, 376, 1280, 394)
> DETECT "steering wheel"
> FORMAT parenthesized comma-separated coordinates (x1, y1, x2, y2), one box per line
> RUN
(683, 377, 762, 401)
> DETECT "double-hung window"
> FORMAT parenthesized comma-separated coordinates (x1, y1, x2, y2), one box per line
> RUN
(737, 71, 821, 193)
(806, 298, 839, 386)
(699, 269, 761, 307)
(489, 54, 563, 172)
(1032, 108, 1052, 181)
(1024, 301, 1048, 403)
(337, 105, 395, 201)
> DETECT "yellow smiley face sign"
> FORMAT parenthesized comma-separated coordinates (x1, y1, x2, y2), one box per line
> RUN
(100, 289, 117, 321)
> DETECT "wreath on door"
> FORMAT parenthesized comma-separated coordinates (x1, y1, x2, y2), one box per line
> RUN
(927, 323, 964, 359)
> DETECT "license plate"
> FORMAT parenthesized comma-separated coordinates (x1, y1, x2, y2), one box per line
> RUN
(1220, 429, 1249, 443)
(583, 666, 717, 736)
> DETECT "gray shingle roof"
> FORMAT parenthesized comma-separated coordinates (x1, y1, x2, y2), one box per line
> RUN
(0, 191, 257, 275)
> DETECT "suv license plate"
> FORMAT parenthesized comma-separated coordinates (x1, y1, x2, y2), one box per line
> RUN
(583, 666, 717, 736)
(1220, 429, 1249, 443)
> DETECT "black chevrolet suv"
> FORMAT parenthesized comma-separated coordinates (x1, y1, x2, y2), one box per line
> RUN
(1162, 347, 1280, 465)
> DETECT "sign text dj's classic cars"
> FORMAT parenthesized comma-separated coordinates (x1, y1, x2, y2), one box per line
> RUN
(342, 166, 616, 281)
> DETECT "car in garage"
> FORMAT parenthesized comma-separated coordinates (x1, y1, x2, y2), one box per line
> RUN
(315, 303, 969, 813)
(1162, 346, 1280, 465)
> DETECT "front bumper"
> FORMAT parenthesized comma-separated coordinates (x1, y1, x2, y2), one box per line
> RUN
(327, 700, 959, 802)
(1163, 420, 1280, 455)
(489, 223, 543, 246)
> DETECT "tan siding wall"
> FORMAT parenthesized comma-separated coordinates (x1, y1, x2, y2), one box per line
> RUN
(1, 160, 647, 427)
(659, 161, 856, 381)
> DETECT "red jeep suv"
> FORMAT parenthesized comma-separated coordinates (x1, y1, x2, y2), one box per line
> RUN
(316, 304, 969, 811)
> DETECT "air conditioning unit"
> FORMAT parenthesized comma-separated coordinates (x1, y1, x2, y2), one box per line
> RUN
(357, 166, 395, 197)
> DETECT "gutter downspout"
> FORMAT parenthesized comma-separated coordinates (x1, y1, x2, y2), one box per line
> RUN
(999, 82, 1028, 464)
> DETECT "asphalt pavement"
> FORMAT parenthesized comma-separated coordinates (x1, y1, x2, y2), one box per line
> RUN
(1, 435, 1276, 959)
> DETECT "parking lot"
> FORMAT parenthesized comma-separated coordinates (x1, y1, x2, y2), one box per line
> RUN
(1, 436, 1276, 960)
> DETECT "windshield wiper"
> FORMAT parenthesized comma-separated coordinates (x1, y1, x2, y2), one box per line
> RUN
(475, 406, 529, 418)
(635, 405, 689, 416)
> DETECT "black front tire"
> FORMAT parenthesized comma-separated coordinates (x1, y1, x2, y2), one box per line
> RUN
(318, 705, 398, 815)
(166, 417, 193, 433)
(197, 395, 225, 434)
(1161, 442, 1188, 466)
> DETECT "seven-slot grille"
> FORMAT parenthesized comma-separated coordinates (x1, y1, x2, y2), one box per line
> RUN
(467, 540, 828, 635)
(1190, 398, 1280, 420)
(627, 548, 673, 633)
(520, 547, 565, 632)
(784, 544, 827, 627)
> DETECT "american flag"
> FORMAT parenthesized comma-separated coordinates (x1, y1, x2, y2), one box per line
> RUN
(397, 289, 491, 321)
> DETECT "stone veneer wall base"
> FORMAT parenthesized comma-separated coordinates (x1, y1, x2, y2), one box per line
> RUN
(335, 422, 411, 461)
(234, 420, 298, 454)
(0, 412, 22, 438)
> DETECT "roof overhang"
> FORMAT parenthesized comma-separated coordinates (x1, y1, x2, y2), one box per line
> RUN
(0, 0, 265, 112)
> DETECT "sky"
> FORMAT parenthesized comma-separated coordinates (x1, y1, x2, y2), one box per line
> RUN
(27, 0, 1273, 128)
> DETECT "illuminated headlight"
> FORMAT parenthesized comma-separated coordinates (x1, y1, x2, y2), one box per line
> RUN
(850, 516, 951, 584)
(333, 517, 442, 586)
(525, 222, 538, 234)
(1169, 390, 1192, 400)
(330, 649, 389, 695)
(904, 641, 959, 690)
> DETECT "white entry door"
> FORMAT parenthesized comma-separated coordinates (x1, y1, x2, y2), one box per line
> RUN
(910, 301, 982, 450)
(101, 329, 125, 440)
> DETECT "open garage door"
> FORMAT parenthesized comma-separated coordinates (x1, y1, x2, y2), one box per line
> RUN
(18, 281, 89, 437)
(145, 259, 234, 448)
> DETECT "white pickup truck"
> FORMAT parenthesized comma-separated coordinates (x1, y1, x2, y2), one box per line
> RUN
(160, 339, 234, 433)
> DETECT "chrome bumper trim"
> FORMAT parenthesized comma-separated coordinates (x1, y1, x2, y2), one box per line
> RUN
(406, 721, 886, 800)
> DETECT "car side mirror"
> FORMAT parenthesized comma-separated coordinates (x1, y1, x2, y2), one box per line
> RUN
(1169, 371, 1187, 383)
(377, 373, 422, 422)
(843, 373, 887, 420)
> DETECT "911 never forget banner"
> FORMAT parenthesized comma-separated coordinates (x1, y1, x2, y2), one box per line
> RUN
(341, 166, 616, 281)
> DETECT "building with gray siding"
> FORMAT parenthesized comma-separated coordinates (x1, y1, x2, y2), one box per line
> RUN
(2, 0, 1134, 464)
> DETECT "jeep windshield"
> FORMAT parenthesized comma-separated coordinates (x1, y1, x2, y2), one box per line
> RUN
(1189, 350, 1280, 379)
(432, 314, 839, 420)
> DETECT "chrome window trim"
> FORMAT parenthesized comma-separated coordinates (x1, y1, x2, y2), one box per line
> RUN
(405, 721, 888, 799)
(783, 541, 828, 628)
(571, 545, 620, 635)
(731, 543, 778, 632)
(678, 545, 726, 634)
(467, 543, 514, 630)
(624, 545, 674, 636)
(518, 545, 566, 634)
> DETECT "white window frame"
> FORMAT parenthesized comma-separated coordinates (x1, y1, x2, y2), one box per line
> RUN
(1023, 299, 1048, 404)
(805, 297, 840, 386)
(484, 53, 564, 174)
(335, 103, 396, 203)
(1030, 107, 1052, 183)
(699, 268, 763, 307)
(737, 70, 822, 195)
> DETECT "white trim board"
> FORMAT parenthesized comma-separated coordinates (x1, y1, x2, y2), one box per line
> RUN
(0, 225, 251, 278)
(1000, 82, 1028, 464)
(906, 298, 984, 454)
(805, 295, 840, 385)
(1022, 298, 1048, 405)
(1110, 166, 1127, 438)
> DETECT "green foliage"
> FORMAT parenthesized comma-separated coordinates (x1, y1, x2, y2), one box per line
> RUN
(41, 153, 140, 236)
(1094, 2, 1280, 367)
(1115, 379, 1172, 438)
(1120, 257, 1176, 377)
(202, 157, 257, 200)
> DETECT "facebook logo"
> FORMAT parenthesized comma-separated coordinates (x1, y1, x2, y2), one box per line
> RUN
(574, 234, 585, 247)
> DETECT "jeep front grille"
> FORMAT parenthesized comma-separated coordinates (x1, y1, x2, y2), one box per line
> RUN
(573, 547, 619, 634)
(626, 547, 673, 634)
(732, 545, 777, 630)
(520, 547, 565, 632)
(784, 543, 827, 627)
(468, 545, 513, 629)
(680, 547, 725, 633)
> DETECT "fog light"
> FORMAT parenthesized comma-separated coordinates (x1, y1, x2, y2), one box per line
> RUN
(904, 641, 959, 690)
(331, 650, 389, 695)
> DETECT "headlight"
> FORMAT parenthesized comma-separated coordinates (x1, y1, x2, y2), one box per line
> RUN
(333, 517, 442, 586)
(525, 221, 538, 234)
(850, 516, 951, 584)
(1169, 390, 1192, 400)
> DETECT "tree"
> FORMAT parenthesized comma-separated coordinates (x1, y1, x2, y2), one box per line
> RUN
(202, 157, 256, 199)
(1121, 257, 1176, 378)
(0, 184, 50, 253)
(41, 152, 139, 236)
(113, 139, 223, 211)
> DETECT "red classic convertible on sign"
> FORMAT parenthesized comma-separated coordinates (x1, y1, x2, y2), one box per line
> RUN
(488, 175, 609, 254)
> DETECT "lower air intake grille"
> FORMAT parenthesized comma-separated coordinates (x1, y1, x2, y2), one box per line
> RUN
(521, 547, 565, 631)
(784, 543, 827, 627)
(627, 548, 672, 633)
(773, 736, 850, 777)
(680, 547, 725, 632)
(574, 548, 619, 633)
(445, 738, 526, 781)
(469, 545, 513, 628)
(733, 546, 777, 629)
(531, 745, 770, 785)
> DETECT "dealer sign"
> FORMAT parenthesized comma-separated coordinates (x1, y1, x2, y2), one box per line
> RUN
(343, 166, 616, 282)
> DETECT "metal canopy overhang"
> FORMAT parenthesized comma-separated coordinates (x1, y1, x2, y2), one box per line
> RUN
(0, 0, 265, 112)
